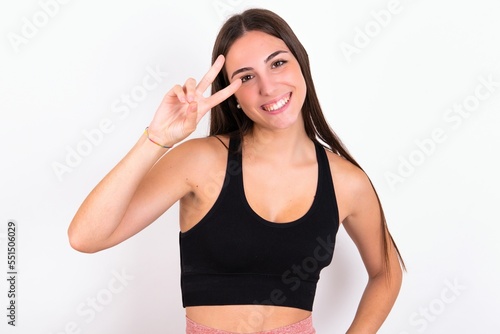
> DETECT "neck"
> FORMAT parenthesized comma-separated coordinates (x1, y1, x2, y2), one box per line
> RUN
(243, 123, 314, 164)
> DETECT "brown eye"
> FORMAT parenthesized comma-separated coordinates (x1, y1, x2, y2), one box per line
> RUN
(241, 74, 254, 82)
(272, 60, 287, 68)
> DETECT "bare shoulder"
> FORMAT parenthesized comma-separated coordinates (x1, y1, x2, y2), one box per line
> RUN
(156, 135, 230, 190)
(324, 150, 370, 192)
(168, 135, 229, 163)
(324, 150, 377, 221)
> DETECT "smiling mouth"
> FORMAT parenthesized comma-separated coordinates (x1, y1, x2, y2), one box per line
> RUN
(261, 93, 291, 112)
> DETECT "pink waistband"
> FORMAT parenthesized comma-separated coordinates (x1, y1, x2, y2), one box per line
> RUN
(186, 315, 315, 334)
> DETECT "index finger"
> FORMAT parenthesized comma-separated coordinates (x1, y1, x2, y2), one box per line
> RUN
(204, 77, 242, 110)
(195, 79, 241, 123)
(196, 55, 225, 95)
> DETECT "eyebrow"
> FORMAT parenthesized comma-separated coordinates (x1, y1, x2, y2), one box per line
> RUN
(230, 50, 289, 79)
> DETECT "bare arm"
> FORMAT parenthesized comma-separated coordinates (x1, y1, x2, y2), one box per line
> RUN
(68, 55, 241, 253)
(342, 168, 403, 333)
(68, 135, 174, 253)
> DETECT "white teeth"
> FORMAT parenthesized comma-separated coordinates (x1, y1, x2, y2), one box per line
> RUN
(263, 95, 290, 111)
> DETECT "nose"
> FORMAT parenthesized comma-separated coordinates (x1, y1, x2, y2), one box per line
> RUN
(258, 74, 276, 96)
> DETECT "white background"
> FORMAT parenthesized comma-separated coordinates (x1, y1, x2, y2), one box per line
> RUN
(1, 0, 499, 333)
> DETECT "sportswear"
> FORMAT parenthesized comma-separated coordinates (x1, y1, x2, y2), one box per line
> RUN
(179, 137, 339, 311)
(185, 315, 316, 333)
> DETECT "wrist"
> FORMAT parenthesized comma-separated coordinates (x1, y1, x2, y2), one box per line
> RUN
(144, 127, 174, 149)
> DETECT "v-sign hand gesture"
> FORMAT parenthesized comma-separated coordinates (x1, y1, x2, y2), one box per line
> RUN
(147, 55, 241, 148)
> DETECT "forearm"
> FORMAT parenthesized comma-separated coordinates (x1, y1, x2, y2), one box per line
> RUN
(68, 133, 167, 252)
(68, 56, 241, 253)
(346, 269, 402, 334)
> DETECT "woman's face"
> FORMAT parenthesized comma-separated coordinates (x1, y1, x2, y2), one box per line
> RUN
(224, 30, 307, 131)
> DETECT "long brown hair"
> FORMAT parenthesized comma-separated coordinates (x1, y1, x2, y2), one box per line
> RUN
(209, 8, 405, 272)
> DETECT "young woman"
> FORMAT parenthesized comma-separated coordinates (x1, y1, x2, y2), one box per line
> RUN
(69, 8, 404, 334)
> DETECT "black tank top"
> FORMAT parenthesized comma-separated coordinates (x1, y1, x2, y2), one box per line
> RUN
(179, 137, 339, 311)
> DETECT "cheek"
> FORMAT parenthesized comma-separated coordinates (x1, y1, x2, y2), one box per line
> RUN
(292, 72, 307, 99)
(234, 86, 254, 104)
(300, 77, 307, 96)
(285, 67, 306, 90)
(295, 79, 307, 111)
(295, 68, 306, 88)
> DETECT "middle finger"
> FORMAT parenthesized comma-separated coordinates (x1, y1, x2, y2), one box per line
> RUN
(196, 55, 225, 95)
